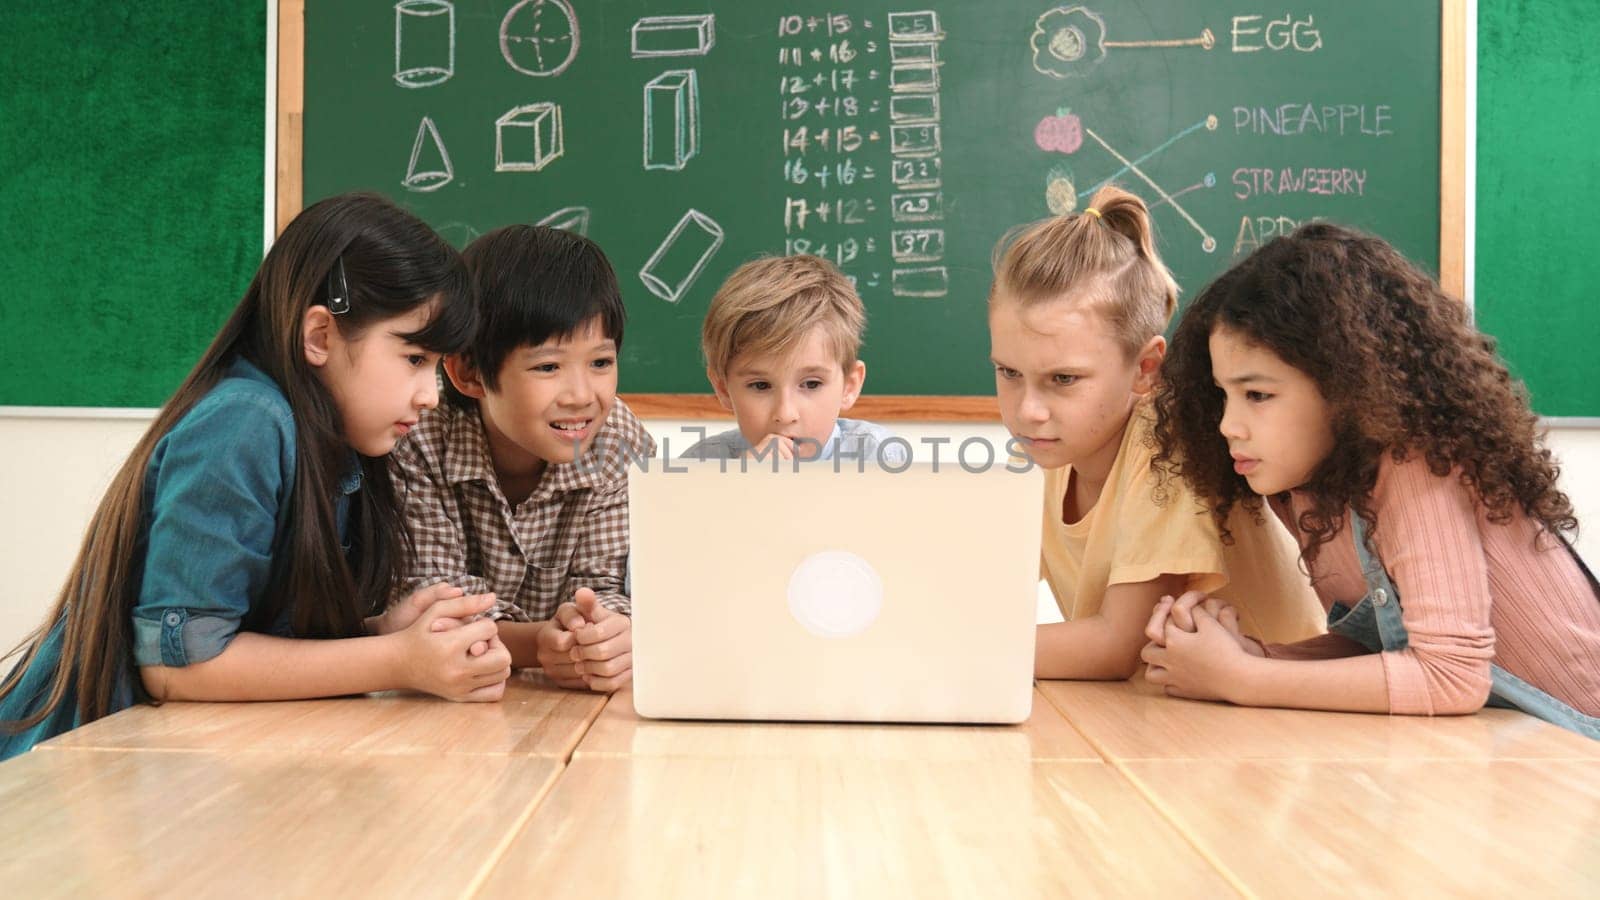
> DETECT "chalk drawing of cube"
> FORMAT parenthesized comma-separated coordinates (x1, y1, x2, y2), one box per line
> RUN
(640, 209, 723, 304)
(495, 102, 563, 172)
(643, 70, 699, 171)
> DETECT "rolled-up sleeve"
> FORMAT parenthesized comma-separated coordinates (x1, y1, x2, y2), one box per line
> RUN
(130, 389, 296, 667)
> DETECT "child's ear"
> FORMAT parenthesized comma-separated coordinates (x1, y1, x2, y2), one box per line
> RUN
(302, 306, 334, 368)
(443, 355, 488, 400)
(707, 366, 734, 412)
(1132, 335, 1167, 396)
(838, 360, 867, 411)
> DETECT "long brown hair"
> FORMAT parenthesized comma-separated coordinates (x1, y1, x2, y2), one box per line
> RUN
(1, 192, 474, 727)
(1152, 221, 1576, 563)
(989, 184, 1179, 355)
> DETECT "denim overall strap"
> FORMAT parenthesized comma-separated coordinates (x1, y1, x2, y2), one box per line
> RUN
(1324, 512, 1410, 654)
(1337, 509, 1600, 739)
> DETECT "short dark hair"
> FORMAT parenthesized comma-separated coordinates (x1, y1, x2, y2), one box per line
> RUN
(445, 224, 626, 407)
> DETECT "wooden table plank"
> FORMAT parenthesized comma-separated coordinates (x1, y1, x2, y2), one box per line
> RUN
(0, 748, 559, 898)
(1121, 759, 1600, 899)
(1039, 678, 1600, 761)
(471, 757, 1240, 899)
(572, 686, 1100, 761)
(40, 670, 606, 757)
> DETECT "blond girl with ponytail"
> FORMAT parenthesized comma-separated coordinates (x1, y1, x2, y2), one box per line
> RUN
(988, 186, 1322, 681)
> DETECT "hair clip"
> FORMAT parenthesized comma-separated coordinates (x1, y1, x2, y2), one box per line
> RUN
(326, 256, 351, 315)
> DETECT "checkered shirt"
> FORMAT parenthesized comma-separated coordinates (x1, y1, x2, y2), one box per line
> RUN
(390, 398, 655, 620)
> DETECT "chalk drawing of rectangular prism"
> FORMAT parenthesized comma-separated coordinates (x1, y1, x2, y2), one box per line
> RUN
(640, 209, 724, 304)
(892, 192, 944, 222)
(495, 102, 563, 172)
(891, 229, 946, 263)
(890, 95, 940, 123)
(890, 123, 941, 157)
(644, 70, 700, 171)
(887, 11, 942, 41)
(890, 63, 940, 93)
(889, 41, 939, 65)
(891, 157, 942, 190)
(632, 14, 715, 57)
(892, 266, 949, 298)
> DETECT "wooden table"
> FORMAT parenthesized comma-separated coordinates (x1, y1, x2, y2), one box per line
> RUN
(2, 676, 1595, 898)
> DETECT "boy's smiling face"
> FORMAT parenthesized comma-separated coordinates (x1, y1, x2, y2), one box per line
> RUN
(449, 316, 619, 475)
(710, 324, 866, 459)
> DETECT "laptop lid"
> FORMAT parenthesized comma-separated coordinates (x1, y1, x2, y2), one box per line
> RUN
(630, 461, 1041, 723)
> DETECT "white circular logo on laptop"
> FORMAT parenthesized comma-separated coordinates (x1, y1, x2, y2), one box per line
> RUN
(787, 550, 884, 638)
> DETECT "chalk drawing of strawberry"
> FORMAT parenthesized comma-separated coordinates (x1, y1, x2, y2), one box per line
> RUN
(1034, 108, 1082, 154)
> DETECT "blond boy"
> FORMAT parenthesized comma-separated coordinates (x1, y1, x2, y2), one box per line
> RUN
(679, 255, 904, 464)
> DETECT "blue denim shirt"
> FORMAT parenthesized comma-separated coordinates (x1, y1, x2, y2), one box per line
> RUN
(0, 358, 361, 760)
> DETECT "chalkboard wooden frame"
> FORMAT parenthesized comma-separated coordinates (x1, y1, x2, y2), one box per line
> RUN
(274, 0, 1465, 422)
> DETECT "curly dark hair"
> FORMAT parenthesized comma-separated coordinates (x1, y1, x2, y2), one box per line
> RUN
(1152, 222, 1576, 565)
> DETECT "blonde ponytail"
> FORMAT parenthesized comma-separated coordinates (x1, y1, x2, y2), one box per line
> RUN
(990, 184, 1179, 355)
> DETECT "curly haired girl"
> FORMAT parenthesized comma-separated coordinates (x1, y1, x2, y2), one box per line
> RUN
(1144, 222, 1600, 737)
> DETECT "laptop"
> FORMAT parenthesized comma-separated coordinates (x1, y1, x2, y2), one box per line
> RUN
(629, 459, 1042, 723)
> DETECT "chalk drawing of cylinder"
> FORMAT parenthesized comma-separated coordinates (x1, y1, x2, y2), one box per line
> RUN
(394, 0, 455, 88)
(640, 209, 723, 304)
(643, 70, 699, 171)
(495, 102, 563, 172)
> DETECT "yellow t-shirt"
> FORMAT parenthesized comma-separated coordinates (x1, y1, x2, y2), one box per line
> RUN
(1039, 404, 1325, 644)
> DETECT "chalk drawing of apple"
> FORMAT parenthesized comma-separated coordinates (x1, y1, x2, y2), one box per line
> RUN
(1035, 108, 1082, 154)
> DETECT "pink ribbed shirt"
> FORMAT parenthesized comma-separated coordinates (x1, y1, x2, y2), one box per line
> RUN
(1265, 454, 1600, 716)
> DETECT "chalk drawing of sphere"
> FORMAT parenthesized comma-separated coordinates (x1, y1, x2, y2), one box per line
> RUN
(1031, 7, 1107, 78)
(500, 0, 580, 77)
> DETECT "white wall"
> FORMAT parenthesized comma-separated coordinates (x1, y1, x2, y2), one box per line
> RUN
(2, 414, 1597, 658)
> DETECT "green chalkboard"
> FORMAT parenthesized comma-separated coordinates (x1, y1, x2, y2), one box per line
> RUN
(1477, 1, 1598, 418)
(0, 3, 266, 408)
(302, 1, 1441, 398)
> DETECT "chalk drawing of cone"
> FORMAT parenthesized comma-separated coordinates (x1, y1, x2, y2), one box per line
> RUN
(403, 116, 454, 192)
(394, 0, 455, 88)
(639, 209, 723, 304)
